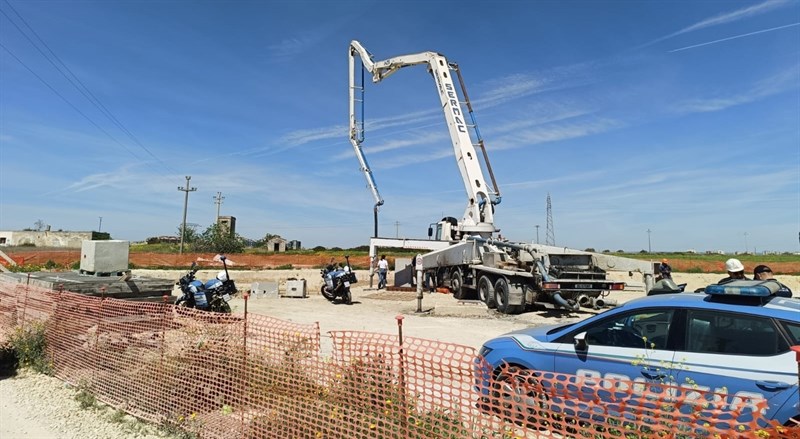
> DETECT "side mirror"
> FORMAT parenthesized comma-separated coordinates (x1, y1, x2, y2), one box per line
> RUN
(574, 331, 588, 351)
(428, 226, 433, 238)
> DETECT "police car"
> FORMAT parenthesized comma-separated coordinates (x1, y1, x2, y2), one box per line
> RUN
(476, 280, 800, 426)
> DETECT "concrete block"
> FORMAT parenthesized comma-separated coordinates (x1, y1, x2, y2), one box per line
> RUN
(394, 257, 413, 287)
(282, 279, 307, 298)
(251, 282, 279, 299)
(80, 240, 129, 274)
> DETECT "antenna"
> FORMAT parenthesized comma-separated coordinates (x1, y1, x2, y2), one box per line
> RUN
(545, 193, 555, 246)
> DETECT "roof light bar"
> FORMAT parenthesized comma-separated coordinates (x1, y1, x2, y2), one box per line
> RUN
(705, 280, 781, 297)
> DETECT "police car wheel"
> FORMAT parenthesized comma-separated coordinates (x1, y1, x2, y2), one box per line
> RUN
(491, 365, 549, 429)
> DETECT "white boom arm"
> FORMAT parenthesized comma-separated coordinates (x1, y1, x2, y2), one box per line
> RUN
(349, 40, 500, 237)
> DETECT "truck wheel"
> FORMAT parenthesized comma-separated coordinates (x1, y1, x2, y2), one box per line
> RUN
(478, 276, 496, 309)
(494, 277, 524, 314)
(450, 268, 467, 300)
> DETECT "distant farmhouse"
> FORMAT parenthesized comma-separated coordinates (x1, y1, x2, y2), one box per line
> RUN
(0, 229, 109, 248)
(287, 240, 302, 250)
(265, 236, 287, 252)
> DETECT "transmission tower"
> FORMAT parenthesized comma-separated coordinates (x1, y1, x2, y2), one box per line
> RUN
(545, 193, 555, 246)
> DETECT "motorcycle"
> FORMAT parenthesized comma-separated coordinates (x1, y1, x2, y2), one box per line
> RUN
(320, 255, 357, 305)
(175, 256, 237, 313)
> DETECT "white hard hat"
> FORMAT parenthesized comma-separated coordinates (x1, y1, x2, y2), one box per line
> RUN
(725, 258, 744, 273)
(216, 271, 228, 282)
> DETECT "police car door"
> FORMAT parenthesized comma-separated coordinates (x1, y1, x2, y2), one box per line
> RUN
(553, 308, 678, 393)
(677, 309, 798, 423)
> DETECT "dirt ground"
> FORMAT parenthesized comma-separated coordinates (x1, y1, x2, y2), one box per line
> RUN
(134, 268, 800, 353)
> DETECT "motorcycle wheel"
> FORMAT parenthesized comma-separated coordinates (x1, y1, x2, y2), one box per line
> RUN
(343, 290, 352, 305)
(320, 285, 335, 301)
(217, 301, 231, 314)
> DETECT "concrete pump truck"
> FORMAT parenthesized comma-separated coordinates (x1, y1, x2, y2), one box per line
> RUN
(348, 40, 654, 314)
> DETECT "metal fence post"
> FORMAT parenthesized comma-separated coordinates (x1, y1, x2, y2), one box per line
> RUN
(49, 284, 64, 371)
(21, 273, 31, 326)
(241, 292, 249, 438)
(395, 315, 410, 438)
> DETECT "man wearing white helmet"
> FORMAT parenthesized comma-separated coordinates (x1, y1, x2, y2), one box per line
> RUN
(717, 258, 749, 284)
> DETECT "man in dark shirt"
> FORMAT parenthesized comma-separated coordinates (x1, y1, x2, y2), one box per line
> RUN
(753, 264, 793, 297)
(718, 258, 749, 284)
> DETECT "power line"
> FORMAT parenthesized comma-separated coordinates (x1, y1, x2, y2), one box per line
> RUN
(0, 0, 177, 175)
(0, 41, 142, 161)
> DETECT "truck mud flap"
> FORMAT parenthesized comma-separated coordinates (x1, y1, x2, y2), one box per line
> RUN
(508, 284, 525, 305)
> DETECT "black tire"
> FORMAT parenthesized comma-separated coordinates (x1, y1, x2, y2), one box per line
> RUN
(478, 275, 496, 309)
(343, 290, 352, 305)
(217, 301, 231, 314)
(450, 268, 467, 299)
(491, 365, 550, 429)
(494, 277, 524, 315)
(320, 285, 335, 301)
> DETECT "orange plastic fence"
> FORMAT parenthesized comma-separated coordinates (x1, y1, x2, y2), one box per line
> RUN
(1, 280, 798, 439)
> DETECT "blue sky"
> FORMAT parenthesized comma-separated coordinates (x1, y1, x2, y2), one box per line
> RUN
(0, 0, 798, 253)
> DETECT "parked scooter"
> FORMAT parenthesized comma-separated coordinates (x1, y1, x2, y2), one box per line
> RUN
(175, 256, 237, 313)
(320, 255, 357, 305)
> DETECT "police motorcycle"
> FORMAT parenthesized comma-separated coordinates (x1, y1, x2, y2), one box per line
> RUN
(320, 255, 356, 305)
(175, 256, 237, 313)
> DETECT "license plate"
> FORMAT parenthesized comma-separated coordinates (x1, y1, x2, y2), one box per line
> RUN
(222, 293, 232, 302)
(575, 284, 593, 289)
(344, 281, 350, 287)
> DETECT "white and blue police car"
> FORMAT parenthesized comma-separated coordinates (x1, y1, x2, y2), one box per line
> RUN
(476, 279, 799, 426)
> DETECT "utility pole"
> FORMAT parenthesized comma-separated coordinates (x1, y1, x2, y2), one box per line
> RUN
(535, 225, 540, 244)
(647, 229, 652, 253)
(178, 176, 197, 254)
(98, 216, 103, 232)
(213, 192, 225, 223)
(395, 221, 401, 238)
(744, 232, 749, 254)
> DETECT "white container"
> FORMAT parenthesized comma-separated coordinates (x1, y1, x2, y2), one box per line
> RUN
(80, 240, 129, 274)
(283, 279, 307, 298)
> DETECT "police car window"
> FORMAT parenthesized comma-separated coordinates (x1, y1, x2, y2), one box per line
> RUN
(782, 321, 800, 345)
(686, 310, 783, 356)
(585, 310, 673, 349)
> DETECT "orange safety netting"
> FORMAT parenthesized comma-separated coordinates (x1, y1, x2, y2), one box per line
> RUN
(1, 280, 798, 439)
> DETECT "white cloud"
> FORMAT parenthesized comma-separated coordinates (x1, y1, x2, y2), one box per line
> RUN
(669, 22, 800, 53)
(644, 0, 793, 47)
(672, 65, 800, 113)
(492, 118, 622, 151)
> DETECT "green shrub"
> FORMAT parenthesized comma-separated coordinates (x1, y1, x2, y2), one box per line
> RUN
(273, 264, 294, 270)
(8, 322, 52, 375)
(75, 383, 98, 410)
